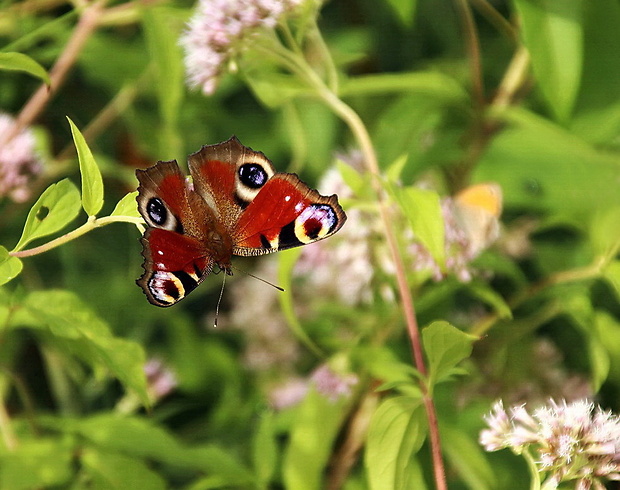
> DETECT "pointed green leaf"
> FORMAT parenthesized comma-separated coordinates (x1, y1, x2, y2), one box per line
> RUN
(12, 179, 81, 252)
(514, 0, 584, 121)
(81, 448, 166, 490)
(252, 410, 278, 487)
(385, 0, 418, 27)
(365, 396, 426, 490)
(0, 246, 23, 285)
(10, 290, 149, 404)
(67, 117, 104, 216)
(422, 321, 476, 389)
(110, 191, 141, 218)
(0, 438, 73, 489)
(283, 388, 352, 490)
(391, 185, 445, 267)
(442, 424, 496, 489)
(0, 52, 50, 85)
(143, 8, 184, 157)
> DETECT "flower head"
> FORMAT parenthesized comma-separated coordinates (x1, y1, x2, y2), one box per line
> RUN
(480, 399, 620, 489)
(144, 358, 177, 401)
(310, 364, 358, 402)
(0, 113, 43, 202)
(180, 0, 303, 94)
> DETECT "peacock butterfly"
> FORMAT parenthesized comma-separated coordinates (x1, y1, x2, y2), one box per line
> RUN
(135, 136, 347, 306)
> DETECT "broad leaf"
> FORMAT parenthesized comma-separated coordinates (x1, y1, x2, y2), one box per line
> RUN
(514, 0, 584, 121)
(12, 179, 81, 252)
(0, 52, 50, 85)
(142, 8, 184, 158)
(110, 191, 141, 218)
(9, 290, 149, 404)
(0, 246, 22, 285)
(385, 0, 418, 27)
(391, 185, 445, 267)
(80, 448, 166, 490)
(283, 388, 352, 490)
(422, 321, 476, 389)
(252, 410, 278, 487)
(68, 117, 104, 216)
(0, 438, 73, 489)
(365, 396, 426, 490)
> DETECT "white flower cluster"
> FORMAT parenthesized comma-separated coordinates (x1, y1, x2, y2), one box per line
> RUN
(0, 113, 42, 202)
(180, 0, 302, 94)
(480, 399, 620, 490)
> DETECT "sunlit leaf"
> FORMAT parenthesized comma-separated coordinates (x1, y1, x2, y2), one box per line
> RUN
(283, 388, 352, 489)
(12, 179, 81, 252)
(391, 185, 445, 267)
(385, 0, 418, 27)
(514, 0, 584, 121)
(68, 117, 104, 216)
(422, 321, 476, 389)
(365, 396, 426, 490)
(110, 191, 141, 218)
(81, 449, 165, 490)
(0, 438, 73, 489)
(0, 52, 50, 85)
(0, 246, 22, 285)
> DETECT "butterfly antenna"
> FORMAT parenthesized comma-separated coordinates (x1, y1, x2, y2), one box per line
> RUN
(213, 273, 226, 328)
(232, 265, 285, 292)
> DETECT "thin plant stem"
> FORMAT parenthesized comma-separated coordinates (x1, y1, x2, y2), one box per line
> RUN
(261, 33, 447, 490)
(454, 0, 485, 113)
(0, 0, 106, 147)
(10, 215, 143, 258)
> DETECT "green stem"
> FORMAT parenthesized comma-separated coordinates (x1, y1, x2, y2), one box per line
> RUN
(522, 449, 542, 490)
(262, 34, 447, 490)
(10, 215, 143, 258)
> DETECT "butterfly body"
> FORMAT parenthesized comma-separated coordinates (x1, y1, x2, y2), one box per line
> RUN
(136, 136, 346, 306)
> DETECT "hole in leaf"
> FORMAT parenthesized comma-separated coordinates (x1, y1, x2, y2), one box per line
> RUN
(36, 206, 50, 221)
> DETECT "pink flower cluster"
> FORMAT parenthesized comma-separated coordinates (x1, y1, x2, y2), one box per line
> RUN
(0, 113, 42, 202)
(180, 0, 302, 94)
(480, 399, 620, 490)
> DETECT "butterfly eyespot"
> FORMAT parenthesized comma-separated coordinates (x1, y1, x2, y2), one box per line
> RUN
(147, 197, 167, 225)
(294, 204, 339, 243)
(238, 163, 268, 189)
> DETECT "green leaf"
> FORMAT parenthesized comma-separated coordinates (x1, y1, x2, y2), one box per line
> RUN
(468, 282, 513, 320)
(10, 290, 149, 403)
(385, 0, 418, 27)
(252, 410, 278, 487)
(0, 52, 50, 85)
(514, 0, 584, 121)
(12, 179, 81, 252)
(142, 7, 184, 158)
(0, 246, 23, 285)
(391, 185, 445, 267)
(570, 0, 620, 143)
(422, 321, 477, 389)
(283, 388, 352, 490)
(67, 117, 104, 216)
(442, 424, 496, 490)
(603, 260, 620, 301)
(110, 191, 141, 218)
(278, 248, 323, 356)
(0, 438, 73, 489)
(365, 396, 426, 490)
(80, 448, 166, 490)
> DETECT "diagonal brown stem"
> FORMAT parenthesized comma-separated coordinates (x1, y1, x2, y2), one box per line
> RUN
(0, 0, 106, 147)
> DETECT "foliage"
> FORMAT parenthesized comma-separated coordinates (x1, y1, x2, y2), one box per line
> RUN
(1, 0, 619, 488)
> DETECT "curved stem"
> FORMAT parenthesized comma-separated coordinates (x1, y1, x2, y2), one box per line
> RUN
(10, 215, 143, 258)
(0, 0, 106, 147)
